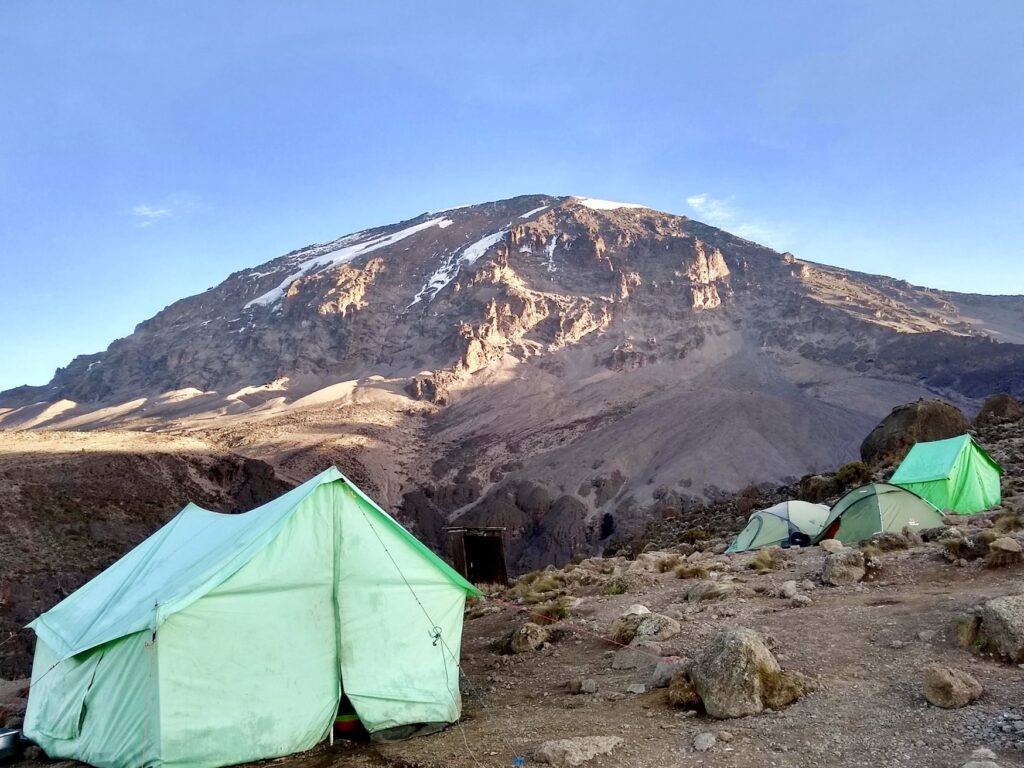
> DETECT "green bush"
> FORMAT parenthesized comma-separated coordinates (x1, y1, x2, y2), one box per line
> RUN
(835, 461, 873, 488)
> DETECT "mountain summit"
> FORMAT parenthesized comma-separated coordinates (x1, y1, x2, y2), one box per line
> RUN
(3, 193, 1023, 566)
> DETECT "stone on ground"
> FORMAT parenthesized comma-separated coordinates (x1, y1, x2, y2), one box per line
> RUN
(689, 628, 810, 718)
(611, 642, 661, 672)
(980, 595, 1024, 661)
(651, 656, 687, 688)
(923, 664, 983, 708)
(508, 622, 551, 654)
(533, 736, 624, 766)
(693, 732, 716, 752)
(822, 549, 866, 585)
(780, 580, 798, 599)
(819, 539, 844, 554)
(989, 537, 1022, 553)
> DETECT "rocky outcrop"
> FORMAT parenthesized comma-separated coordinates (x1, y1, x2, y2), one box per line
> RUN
(860, 400, 971, 467)
(976, 393, 1024, 428)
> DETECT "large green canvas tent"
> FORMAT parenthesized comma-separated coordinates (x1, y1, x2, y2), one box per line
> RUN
(813, 482, 944, 545)
(23, 467, 481, 768)
(890, 434, 1002, 515)
(727, 501, 829, 552)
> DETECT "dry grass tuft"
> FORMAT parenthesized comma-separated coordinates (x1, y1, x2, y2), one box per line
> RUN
(994, 511, 1024, 534)
(748, 548, 781, 573)
(511, 570, 563, 603)
(657, 554, 682, 573)
(602, 576, 627, 596)
(675, 562, 711, 580)
(533, 596, 572, 623)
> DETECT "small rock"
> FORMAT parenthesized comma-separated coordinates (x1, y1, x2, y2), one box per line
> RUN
(622, 604, 651, 617)
(780, 580, 798, 599)
(533, 736, 624, 766)
(923, 664, 983, 708)
(581, 678, 598, 694)
(971, 748, 997, 759)
(508, 622, 551, 654)
(822, 549, 866, 585)
(651, 656, 687, 688)
(611, 642, 661, 672)
(791, 595, 812, 608)
(626, 683, 646, 695)
(819, 539, 845, 554)
(799, 579, 817, 591)
(918, 630, 938, 643)
(693, 732, 716, 752)
(718, 731, 734, 743)
(990, 537, 1022, 553)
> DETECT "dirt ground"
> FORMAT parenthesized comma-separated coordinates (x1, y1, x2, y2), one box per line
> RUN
(5, 542, 1024, 768)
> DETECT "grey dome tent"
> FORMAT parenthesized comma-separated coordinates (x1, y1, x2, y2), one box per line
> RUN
(727, 501, 830, 553)
(812, 482, 944, 545)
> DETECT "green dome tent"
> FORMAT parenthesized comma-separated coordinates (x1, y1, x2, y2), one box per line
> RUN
(727, 501, 830, 552)
(813, 482, 944, 545)
(24, 467, 481, 768)
(890, 434, 1002, 515)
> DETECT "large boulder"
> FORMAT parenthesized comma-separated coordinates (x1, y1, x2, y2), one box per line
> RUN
(821, 549, 866, 585)
(979, 595, 1024, 661)
(923, 664, 983, 708)
(533, 736, 624, 766)
(860, 400, 969, 467)
(689, 628, 811, 718)
(976, 393, 1024, 428)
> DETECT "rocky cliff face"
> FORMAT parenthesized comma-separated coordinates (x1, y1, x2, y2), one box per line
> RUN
(3, 194, 1023, 570)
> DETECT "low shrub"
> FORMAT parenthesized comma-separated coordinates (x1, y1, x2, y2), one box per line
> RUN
(602, 576, 627, 596)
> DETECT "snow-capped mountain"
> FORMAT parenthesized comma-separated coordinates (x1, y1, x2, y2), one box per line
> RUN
(3, 193, 1023, 567)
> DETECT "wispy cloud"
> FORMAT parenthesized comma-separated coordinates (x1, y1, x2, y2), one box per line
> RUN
(685, 192, 780, 247)
(128, 195, 197, 228)
(131, 204, 172, 227)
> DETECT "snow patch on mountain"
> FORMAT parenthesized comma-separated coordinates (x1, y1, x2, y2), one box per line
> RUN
(572, 197, 647, 211)
(246, 217, 452, 309)
(409, 229, 508, 307)
(520, 205, 549, 219)
(545, 236, 558, 272)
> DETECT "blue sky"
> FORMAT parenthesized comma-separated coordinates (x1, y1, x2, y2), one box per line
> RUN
(1, 1, 1022, 392)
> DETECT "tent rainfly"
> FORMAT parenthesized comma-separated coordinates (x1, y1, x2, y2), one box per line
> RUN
(23, 467, 481, 768)
(890, 434, 1003, 515)
(726, 501, 830, 553)
(813, 482, 944, 545)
